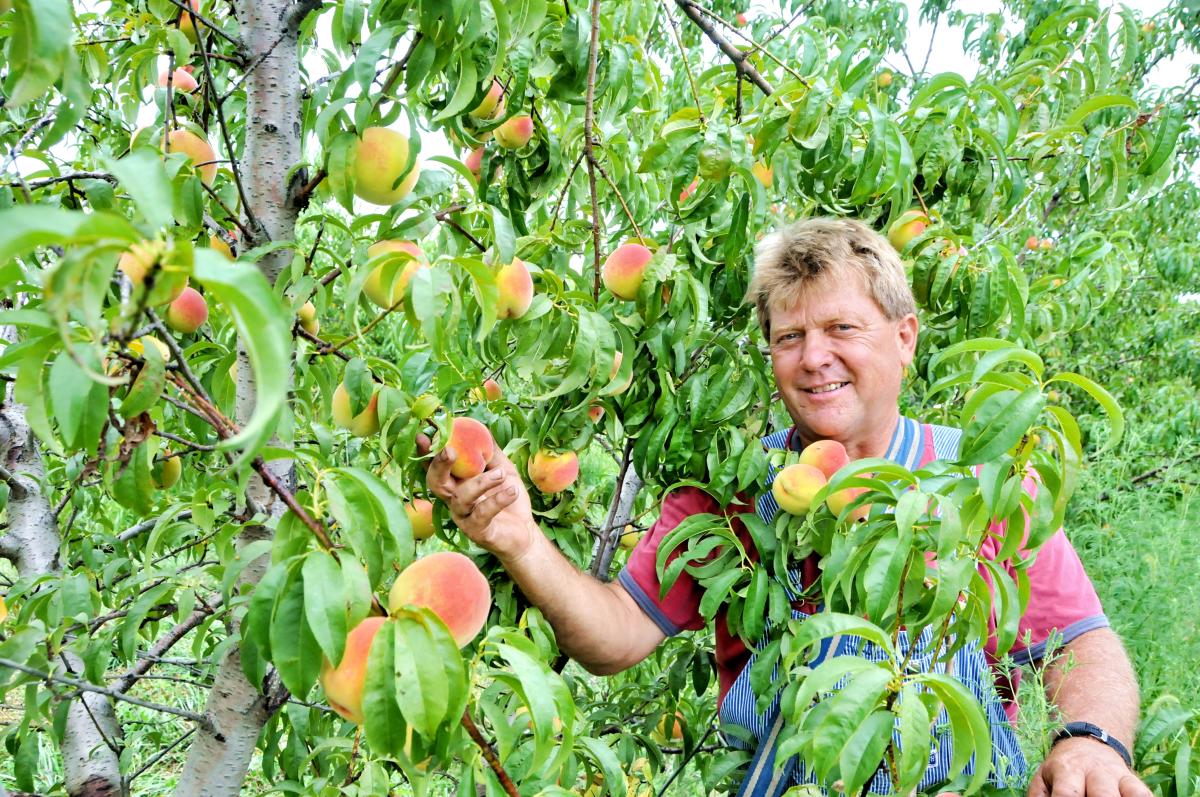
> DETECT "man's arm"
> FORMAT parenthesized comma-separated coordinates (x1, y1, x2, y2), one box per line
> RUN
(1028, 627, 1151, 797)
(424, 438, 665, 674)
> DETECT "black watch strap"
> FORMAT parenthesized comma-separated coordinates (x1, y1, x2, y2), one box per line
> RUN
(1051, 721, 1133, 768)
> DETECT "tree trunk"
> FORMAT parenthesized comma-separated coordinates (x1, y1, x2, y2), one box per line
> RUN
(173, 2, 312, 794)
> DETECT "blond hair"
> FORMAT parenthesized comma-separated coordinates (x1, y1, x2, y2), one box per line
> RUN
(746, 217, 917, 340)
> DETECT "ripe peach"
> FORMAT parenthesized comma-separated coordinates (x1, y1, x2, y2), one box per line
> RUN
(209, 232, 234, 259)
(353, 127, 420, 206)
(364, 240, 427, 309)
(331, 382, 380, 437)
(444, 417, 495, 479)
(495, 257, 534, 319)
(165, 129, 217, 185)
(752, 161, 773, 188)
(736, 12, 747, 25)
(528, 450, 580, 494)
(494, 115, 534, 149)
(465, 146, 485, 179)
(152, 451, 182, 489)
(297, 301, 319, 336)
(177, 0, 201, 42)
(798, 440, 849, 480)
(405, 498, 435, 541)
(771, 463, 827, 515)
(320, 616, 386, 724)
(588, 403, 605, 423)
(164, 286, 208, 334)
(469, 79, 504, 120)
(158, 66, 198, 93)
(655, 711, 685, 741)
(1039, 238, 1054, 250)
(876, 70, 893, 88)
(826, 485, 870, 522)
(118, 241, 186, 303)
(886, 210, 929, 252)
(1025, 235, 1040, 251)
(607, 350, 633, 394)
(678, 178, 699, 203)
(602, 243, 652, 300)
(471, 379, 502, 402)
(388, 551, 491, 647)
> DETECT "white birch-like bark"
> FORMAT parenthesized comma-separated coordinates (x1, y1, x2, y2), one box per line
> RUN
(173, 1, 314, 793)
(1, 327, 125, 797)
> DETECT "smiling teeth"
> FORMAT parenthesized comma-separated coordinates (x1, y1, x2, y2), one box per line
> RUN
(808, 382, 846, 394)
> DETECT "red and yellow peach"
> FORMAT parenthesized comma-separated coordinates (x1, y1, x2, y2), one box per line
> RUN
(353, 127, 420, 206)
(388, 552, 491, 647)
(527, 450, 580, 494)
(602, 244, 652, 301)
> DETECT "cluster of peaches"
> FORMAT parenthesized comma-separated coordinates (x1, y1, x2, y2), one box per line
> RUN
(771, 440, 870, 521)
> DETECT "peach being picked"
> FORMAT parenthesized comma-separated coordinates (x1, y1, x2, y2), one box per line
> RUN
(320, 616, 386, 725)
(443, 417, 495, 479)
(494, 256, 534, 319)
(388, 551, 491, 647)
(331, 382, 380, 437)
(602, 243, 652, 301)
(528, 449, 580, 494)
(352, 127, 420, 206)
(771, 463, 826, 515)
(165, 286, 208, 334)
(363, 240, 427, 309)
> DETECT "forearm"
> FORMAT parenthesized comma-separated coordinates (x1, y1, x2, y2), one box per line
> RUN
(1042, 627, 1140, 747)
(499, 520, 662, 674)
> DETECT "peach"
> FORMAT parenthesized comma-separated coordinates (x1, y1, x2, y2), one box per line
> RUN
(297, 301, 319, 336)
(495, 257, 534, 319)
(209, 232, 234, 259)
(152, 451, 182, 489)
(405, 498, 435, 541)
(363, 240, 427, 309)
(465, 146, 485, 179)
(678, 178, 699, 203)
(607, 350, 633, 394)
(1039, 238, 1054, 250)
(588, 403, 605, 423)
(158, 66, 198, 93)
(736, 12, 747, 25)
(876, 70, 893, 88)
(494, 115, 534, 149)
(471, 379, 502, 402)
(469, 79, 504, 120)
(752, 161, 773, 188)
(619, 524, 642, 550)
(177, 0, 201, 42)
(165, 129, 217, 185)
(528, 449, 579, 494)
(655, 711, 685, 741)
(1025, 235, 1040, 251)
(602, 243, 652, 300)
(118, 241, 186, 303)
(388, 551, 491, 647)
(886, 210, 929, 252)
(771, 463, 827, 515)
(798, 440, 849, 480)
(353, 127, 420, 206)
(410, 393, 440, 421)
(826, 485, 870, 522)
(130, 335, 172, 363)
(320, 616, 386, 724)
(444, 417, 495, 479)
(331, 382, 380, 437)
(165, 286, 208, 333)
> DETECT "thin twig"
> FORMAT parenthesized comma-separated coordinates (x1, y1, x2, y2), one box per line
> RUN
(460, 711, 520, 797)
(674, 0, 774, 95)
(584, 0, 604, 301)
(592, 160, 644, 242)
(549, 150, 587, 231)
(660, 0, 708, 121)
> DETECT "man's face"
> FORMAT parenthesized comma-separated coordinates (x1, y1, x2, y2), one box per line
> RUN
(768, 273, 918, 458)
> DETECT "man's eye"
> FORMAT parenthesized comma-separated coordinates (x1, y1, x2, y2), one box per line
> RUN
(834, 324, 854, 332)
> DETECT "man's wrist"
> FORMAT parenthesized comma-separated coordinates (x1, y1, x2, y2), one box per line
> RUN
(1051, 721, 1133, 768)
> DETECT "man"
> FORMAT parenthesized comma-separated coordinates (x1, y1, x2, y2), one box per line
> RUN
(426, 218, 1150, 796)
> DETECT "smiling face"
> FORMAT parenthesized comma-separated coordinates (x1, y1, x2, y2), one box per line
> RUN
(768, 272, 918, 460)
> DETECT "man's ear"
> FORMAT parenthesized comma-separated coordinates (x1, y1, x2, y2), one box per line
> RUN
(897, 313, 919, 364)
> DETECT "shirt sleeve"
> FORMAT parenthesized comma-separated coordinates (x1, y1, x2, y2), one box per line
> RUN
(616, 487, 720, 636)
(987, 474, 1109, 666)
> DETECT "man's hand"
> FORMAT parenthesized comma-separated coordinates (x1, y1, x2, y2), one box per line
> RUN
(421, 434, 538, 562)
(1028, 737, 1151, 797)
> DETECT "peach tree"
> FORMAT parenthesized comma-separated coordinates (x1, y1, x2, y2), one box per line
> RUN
(0, 0, 1188, 795)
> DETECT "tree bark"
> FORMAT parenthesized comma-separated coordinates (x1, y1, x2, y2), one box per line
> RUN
(173, 2, 311, 794)
(589, 441, 643, 581)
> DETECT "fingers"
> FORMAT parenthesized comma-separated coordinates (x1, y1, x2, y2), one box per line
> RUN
(1041, 762, 1085, 797)
(449, 469, 505, 513)
(460, 480, 521, 528)
(415, 432, 432, 458)
(1117, 773, 1153, 797)
(1027, 772, 1049, 797)
(1083, 767, 1122, 797)
(425, 443, 458, 500)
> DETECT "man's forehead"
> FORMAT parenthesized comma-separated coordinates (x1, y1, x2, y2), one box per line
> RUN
(770, 285, 879, 328)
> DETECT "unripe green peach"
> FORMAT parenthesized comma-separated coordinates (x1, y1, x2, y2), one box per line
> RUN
(771, 463, 827, 515)
(353, 127, 420, 206)
(331, 382, 380, 437)
(602, 244, 652, 300)
(152, 451, 182, 489)
(528, 449, 580, 494)
(388, 551, 491, 647)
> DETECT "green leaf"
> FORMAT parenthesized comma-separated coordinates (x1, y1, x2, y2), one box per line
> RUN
(895, 683, 932, 793)
(362, 619, 408, 757)
(302, 550, 347, 667)
(919, 672, 992, 791)
(1046, 372, 1124, 452)
(1065, 94, 1138, 127)
(787, 613, 897, 665)
(119, 336, 167, 419)
(105, 150, 174, 231)
(392, 608, 467, 737)
(958, 388, 1046, 466)
(270, 569, 322, 699)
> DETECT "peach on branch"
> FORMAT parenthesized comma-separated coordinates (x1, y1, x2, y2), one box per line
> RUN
(465, 146, 485, 179)
(209, 232, 235, 259)
(606, 350, 633, 394)
(602, 243, 652, 300)
(1039, 238, 1054, 250)
(130, 335, 172, 363)
(388, 551, 491, 648)
(158, 66, 198, 93)
(494, 114, 534, 149)
(165, 129, 218, 185)
(471, 379, 502, 402)
(320, 616, 386, 725)
(771, 463, 827, 515)
(495, 256, 534, 319)
(352, 127, 420, 206)
(736, 12, 748, 25)
(752, 161, 774, 188)
(363, 240, 427, 309)
(331, 382, 380, 437)
(297, 301, 319, 336)
(152, 451, 182, 489)
(678, 179, 699, 203)
(886, 210, 929, 252)
(588, 403, 605, 423)
(405, 498, 435, 541)
(177, 0, 202, 42)
(876, 69, 894, 88)
(826, 485, 870, 522)
(118, 241, 187, 304)
(528, 449, 579, 494)
(1025, 235, 1040, 251)
(165, 286, 208, 334)
(469, 79, 504, 120)
(798, 439, 849, 480)
(619, 525, 642, 550)
(443, 417, 495, 479)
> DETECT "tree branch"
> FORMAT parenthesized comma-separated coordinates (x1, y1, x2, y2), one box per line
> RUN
(584, 0, 604, 302)
(674, 0, 774, 95)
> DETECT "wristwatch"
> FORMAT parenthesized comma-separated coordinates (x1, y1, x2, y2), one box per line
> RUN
(1051, 721, 1133, 768)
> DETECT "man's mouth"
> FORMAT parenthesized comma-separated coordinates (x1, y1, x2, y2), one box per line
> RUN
(803, 382, 848, 394)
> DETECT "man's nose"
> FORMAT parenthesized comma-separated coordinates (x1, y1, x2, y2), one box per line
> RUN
(799, 333, 834, 370)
